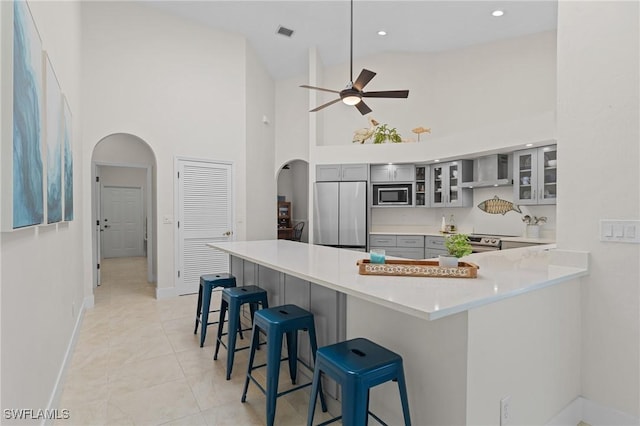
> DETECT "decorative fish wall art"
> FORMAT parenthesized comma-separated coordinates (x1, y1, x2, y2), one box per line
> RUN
(477, 196, 522, 215)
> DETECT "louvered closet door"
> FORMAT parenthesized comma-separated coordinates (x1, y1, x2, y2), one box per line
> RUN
(177, 159, 234, 295)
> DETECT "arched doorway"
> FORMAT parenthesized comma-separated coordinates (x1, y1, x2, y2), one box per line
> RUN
(276, 159, 309, 242)
(91, 133, 157, 288)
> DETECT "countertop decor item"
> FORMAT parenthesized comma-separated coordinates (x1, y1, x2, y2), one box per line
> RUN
(444, 233, 473, 258)
(357, 259, 479, 278)
(477, 195, 522, 215)
(373, 123, 402, 144)
(352, 118, 379, 144)
(522, 215, 547, 238)
(521, 215, 547, 225)
(439, 233, 472, 267)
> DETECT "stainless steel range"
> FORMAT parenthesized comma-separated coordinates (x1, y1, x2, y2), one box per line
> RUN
(468, 234, 504, 252)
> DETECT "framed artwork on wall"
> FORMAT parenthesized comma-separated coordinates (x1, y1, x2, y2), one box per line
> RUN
(45, 52, 63, 224)
(62, 95, 73, 222)
(1, 1, 45, 230)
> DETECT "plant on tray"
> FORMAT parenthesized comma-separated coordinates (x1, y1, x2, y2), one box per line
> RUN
(439, 234, 472, 267)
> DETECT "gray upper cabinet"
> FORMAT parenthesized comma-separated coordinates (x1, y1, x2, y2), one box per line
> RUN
(316, 164, 368, 181)
(370, 164, 415, 182)
(430, 160, 473, 208)
(513, 145, 557, 205)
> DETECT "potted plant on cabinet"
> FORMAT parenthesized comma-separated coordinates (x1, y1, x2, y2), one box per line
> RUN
(372, 123, 402, 144)
(439, 234, 473, 267)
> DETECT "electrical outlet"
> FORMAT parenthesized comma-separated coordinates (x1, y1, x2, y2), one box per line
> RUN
(500, 396, 511, 426)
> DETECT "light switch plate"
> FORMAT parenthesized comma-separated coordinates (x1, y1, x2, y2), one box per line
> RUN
(600, 220, 640, 243)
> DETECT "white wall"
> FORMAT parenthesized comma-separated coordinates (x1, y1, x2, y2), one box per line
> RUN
(557, 1, 639, 418)
(0, 0, 83, 414)
(81, 2, 249, 293)
(316, 31, 556, 150)
(245, 43, 276, 241)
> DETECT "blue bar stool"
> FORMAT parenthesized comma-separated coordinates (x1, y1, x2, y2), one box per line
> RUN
(214, 285, 269, 380)
(307, 337, 412, 426)
(241, 304, 328, 426)
(193, 273, 238, 347)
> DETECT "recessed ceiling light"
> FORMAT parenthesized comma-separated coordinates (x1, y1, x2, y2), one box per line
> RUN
(525, 143, 533, 147)
(434, 159, 440, 163)
(377, 30, 387, 36)
(491, 10, 505, 17)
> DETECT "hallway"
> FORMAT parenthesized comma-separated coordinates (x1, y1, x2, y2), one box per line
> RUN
(58, 257, 331, 425)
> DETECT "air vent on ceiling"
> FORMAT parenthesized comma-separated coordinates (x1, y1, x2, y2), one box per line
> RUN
(276, 26, 294, 38)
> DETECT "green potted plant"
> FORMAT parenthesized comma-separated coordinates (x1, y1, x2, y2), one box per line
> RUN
(373, 123, 402, 144)
(439, 234, 472, 267)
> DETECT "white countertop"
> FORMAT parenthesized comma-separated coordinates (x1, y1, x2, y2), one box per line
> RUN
(207, 240, 587, 321)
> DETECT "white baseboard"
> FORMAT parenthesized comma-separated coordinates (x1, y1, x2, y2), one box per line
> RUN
(156, 285, 178, 299)
(44, 302, 86, 425)
(546, 397, 640, 426)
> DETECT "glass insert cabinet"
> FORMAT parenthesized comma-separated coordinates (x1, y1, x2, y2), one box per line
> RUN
(430, 160, 473, 208)
(513, 145, 557, 205)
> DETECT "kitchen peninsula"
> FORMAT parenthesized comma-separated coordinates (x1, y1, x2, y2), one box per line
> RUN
(208, 240, 588, 425)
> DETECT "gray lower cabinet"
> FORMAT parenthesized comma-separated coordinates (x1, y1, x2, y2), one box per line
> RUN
(370, 234, 425, 259)
(229, 256, 345, 400)
(424, 235, 447, 259)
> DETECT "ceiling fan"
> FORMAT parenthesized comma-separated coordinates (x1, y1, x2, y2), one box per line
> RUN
(300, 0, 409, 115)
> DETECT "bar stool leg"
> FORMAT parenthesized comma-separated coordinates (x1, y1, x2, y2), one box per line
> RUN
(306, 362, 322, 426)
(341, 382, 369, 426)
(194, 284, 203, 334)
(241, 322, 261, 403)
(213, 300, 228, 360)
(224, 299, 241, 380)
(199, 283, 212, 347)
(307, 326, 327, 413)
(396, 365, 412, 426)
(266, 332, 284, 426)
(285, 331, 298, 384)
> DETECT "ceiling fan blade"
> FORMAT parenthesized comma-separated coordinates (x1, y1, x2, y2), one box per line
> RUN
(300, 84, 340, 94)
(310, 98, 342, 112)
(355, 100, 372, 115)
(362, 90, 410, 99)
(353, 69, 376, 91)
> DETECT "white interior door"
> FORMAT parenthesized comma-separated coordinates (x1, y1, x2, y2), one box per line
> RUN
(101, 186, 144, 258)
(176, 159, 234, 295)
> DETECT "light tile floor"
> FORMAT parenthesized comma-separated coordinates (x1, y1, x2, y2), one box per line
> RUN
(58, 257, 335, 425)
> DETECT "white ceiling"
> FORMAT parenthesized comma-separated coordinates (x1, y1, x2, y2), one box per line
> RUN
(146, 1, 558, 80)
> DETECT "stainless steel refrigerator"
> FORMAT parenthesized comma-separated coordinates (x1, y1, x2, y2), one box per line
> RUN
(313, 181, 367, 250)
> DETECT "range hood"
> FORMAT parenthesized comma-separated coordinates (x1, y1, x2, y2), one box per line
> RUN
(460, 154, 513, 188)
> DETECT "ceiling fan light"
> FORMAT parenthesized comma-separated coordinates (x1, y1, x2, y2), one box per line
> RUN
(342, 95, 361, 106)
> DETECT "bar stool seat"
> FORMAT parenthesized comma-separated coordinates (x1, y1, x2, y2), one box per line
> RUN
(214, 285, 269, 379)
(194, 273, 237, 347)
(307, 337, 412, 426)
(242, 304, 327, 426)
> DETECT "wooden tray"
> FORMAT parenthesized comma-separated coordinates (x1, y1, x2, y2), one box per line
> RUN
(357, 259, 479, 278)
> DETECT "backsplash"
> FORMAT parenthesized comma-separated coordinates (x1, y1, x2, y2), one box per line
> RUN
(371, 186, 556, 238)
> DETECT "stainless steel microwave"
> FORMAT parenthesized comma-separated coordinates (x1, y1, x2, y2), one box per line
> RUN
(373, 184, 412, 206)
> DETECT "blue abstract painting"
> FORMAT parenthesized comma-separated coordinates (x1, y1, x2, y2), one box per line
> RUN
(45, 55, 62, 224)
(63, 97, 73, 221)
(13, 1, 44, 228)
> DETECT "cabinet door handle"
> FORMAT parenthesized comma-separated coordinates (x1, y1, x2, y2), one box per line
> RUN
(532, 189, 536, 200)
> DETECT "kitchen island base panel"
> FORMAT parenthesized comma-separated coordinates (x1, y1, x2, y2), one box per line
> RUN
(347, 279, 581, 426)
(347, 296, 468, 426)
